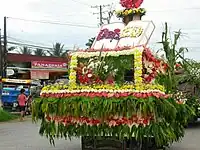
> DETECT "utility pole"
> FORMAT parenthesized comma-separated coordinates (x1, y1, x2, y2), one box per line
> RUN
(0, 29, 2, 78)
(91, 4, 113, 26)
(3, 16, 7, 78)
(0, 29, 2, 108)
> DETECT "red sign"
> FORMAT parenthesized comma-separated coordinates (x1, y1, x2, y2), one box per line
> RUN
(31, 61, 67, 69)
(31, 71, 49, 79)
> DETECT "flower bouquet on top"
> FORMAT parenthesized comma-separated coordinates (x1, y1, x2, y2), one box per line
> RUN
(115, 0, 146, 18)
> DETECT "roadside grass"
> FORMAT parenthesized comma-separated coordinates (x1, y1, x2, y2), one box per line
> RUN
(0, 108, 18, 122)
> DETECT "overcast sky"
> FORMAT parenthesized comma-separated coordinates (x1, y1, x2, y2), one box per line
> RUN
(0, 0, 200, 60)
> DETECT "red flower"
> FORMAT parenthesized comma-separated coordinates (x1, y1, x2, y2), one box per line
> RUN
(120, 0, 134, 8)
(114, 28, 121, 33)
(133, 0, 143, 8)
(46, 115, 51, 121)
(175, 63, 181, 68)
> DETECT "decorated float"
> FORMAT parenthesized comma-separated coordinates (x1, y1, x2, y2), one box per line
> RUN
(32, 0, 192, 149)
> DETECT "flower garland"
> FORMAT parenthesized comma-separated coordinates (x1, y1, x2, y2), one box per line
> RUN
(68, 55, 77, 89)
(134, 49, 143, 84)
(120, 26, 143, 38)
(46, 115, 153, 127)
(71, 47, 143, 58)
(42, 84, 165, 92)
(41, 90, 168, 99)
(115, 8, 146, 18)
(68, 47, 144, 87)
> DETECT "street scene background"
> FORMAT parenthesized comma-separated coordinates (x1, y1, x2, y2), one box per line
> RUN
(0, 119, 200, 150)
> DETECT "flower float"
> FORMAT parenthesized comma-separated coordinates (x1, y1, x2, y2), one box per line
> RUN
(31, 0, 193, 147)
(32, 45, 192, 148)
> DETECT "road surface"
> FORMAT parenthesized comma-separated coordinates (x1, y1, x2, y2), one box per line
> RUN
(0, 119, 200, 150)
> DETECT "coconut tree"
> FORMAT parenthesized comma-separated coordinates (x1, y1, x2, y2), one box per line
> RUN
(34, 48, 46, 56)
(17, 46, 32, 55)
(86, 37, 95, 48)
(48, 43, 67, 57)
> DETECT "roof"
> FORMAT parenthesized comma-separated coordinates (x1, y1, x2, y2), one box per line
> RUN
(7, 53, 67, 63)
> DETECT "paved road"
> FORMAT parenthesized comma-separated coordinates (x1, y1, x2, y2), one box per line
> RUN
(0, 119, 200, 150)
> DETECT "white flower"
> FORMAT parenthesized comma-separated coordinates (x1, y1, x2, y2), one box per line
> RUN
(103, 65, 109, 71)
(87, 74, 92, 78)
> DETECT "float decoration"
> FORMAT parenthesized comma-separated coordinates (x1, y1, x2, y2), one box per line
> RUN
(116, 0, 146, 19)
(32, 0, 192, 148)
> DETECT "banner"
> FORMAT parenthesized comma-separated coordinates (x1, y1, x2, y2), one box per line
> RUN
(31, 71, 49, 79)
(31, 61, 67, 69)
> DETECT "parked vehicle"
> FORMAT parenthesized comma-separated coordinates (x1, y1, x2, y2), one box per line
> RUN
(0, 78, 38, 112)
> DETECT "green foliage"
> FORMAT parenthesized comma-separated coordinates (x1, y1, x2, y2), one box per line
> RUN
(48, 43, 68, 57)
(17, 46, 32, 55)
(158, 22, 188, 93)
(34, 48, 46, 56)
(85, 37, 95, 48)
(32, 96, 193, 147)
(186, 96, 200, 118)
(0, 109, 17, 122)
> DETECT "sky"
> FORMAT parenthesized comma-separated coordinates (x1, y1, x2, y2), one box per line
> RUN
(0, 0, 200, 60)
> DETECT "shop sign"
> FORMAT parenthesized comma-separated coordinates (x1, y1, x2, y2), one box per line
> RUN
(31, 61, 67, 69)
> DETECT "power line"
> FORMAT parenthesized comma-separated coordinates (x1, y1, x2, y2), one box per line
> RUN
(7, 36, 50, 48)
(70, 0, 91, 7)
(7, 17, 98, 28)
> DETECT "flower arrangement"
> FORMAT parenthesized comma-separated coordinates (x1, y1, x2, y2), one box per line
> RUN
(115, 0, 145, 19)
(115, 8, 146, 18)
(120, 0, 143, 9)
(97, 28, 121, 41)
(143, 48, 168, 83)
(120, 26, 143, 38)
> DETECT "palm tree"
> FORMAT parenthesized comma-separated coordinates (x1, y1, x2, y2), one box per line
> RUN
(48, 43, 68, 57)
(86, 37, 95, 48)
(34, 48, 46, 56)
(8, 46, 16, 51)
(17, 46, 32, 55)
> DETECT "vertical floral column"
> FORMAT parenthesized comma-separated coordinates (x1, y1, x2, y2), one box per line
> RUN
(134, 49, 143, 84)
(69, 55, 78, 89)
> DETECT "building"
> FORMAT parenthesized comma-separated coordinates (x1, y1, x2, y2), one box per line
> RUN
(7, 53, 68, 80)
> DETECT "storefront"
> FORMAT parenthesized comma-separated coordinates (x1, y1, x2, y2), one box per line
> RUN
(7, 53, 68, 80)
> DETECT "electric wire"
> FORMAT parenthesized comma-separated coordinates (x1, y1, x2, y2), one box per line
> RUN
(7, 17, 98, 28)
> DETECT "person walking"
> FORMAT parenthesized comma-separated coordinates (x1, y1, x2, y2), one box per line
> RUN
(17, 89, 27, 121)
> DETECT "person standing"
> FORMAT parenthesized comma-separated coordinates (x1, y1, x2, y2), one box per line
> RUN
(17, 89, 27, 121)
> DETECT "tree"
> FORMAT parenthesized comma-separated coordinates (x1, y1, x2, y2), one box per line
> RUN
(34, 48, 46, 56)
(8, 46, 16, 51)
(86, 37, 95, 48)
(17, 46, 32, 55)
(48, 43, 67, 57)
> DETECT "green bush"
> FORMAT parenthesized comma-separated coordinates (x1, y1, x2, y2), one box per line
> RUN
(0, 109, 17, 122)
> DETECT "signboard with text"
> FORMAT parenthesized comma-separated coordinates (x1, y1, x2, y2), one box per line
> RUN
(91, 21, 155, 49)
(92, 23, 124, 49)
(31, 61, 67, 69)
